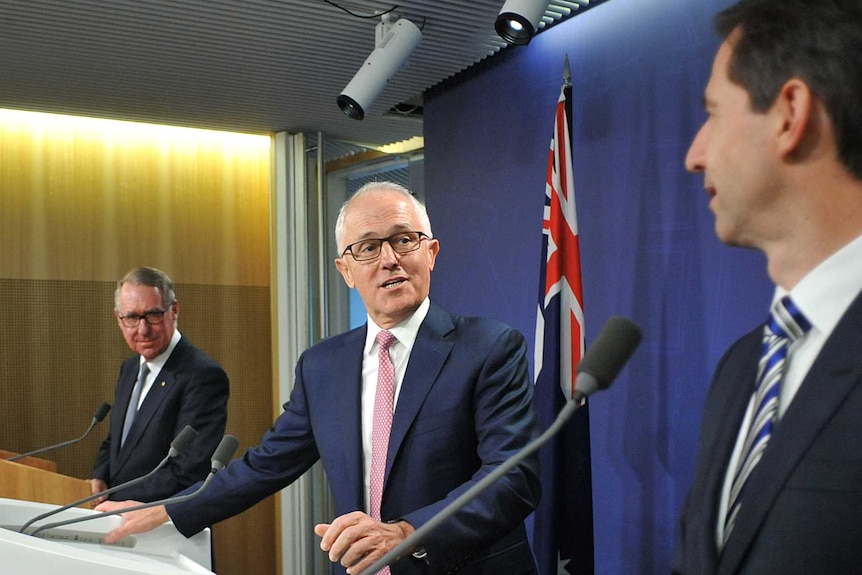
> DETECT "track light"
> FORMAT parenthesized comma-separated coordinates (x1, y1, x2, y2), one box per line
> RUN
(495, 0, 550, 46)
(337, 16, 422, 121)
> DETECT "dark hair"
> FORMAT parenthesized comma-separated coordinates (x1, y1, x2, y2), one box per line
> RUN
(716, 0, 862, 179)
(115, 267, 176, 309)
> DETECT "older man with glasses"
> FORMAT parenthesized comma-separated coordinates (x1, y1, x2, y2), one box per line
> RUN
(89, 266, 229, 505)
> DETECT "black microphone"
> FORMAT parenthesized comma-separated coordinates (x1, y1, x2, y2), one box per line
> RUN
(357, 316, 643, 575)
(26, 435, 240, 539)
(18, 425, 199, 534)
(569, 315, 645, 402)
(6, 402, 112, 462)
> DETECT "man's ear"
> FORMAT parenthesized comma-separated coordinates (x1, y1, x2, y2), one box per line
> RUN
(335, 257, 355, 288)
(774, 78, 815, 158)
(426, 238, 440, 272)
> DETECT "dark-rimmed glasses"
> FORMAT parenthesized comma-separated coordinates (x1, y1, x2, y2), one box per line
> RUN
(341, 231, 430, 262)
(118, 305, 173, 328)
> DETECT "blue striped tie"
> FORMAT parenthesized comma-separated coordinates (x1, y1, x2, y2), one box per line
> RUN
(723, 296, 810, 547)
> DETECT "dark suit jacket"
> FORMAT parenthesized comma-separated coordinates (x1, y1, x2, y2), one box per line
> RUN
(674, 293, 862, 574)
(168, 303, 541, 575)
(92, 336, 229, 502)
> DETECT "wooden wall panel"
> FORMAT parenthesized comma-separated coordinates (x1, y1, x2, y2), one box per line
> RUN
(0, 111, 277, 575)
(0, 110, 271, 286)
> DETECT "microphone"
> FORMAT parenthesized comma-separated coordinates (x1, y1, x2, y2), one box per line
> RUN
(18, 425, 199, 534)
(26, 434, 239, 539)
(357, 316, 643, 575)
(6, 402, 111, 462)
(569, 315, 645, 402)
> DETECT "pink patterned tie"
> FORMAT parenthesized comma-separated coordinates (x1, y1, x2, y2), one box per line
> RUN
(370, 330, 396, 575)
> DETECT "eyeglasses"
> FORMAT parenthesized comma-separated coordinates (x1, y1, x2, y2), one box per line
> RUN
(341, 231, 431, 262)
(118, 305, 173, 328)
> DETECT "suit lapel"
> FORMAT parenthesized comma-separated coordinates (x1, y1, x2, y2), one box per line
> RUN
(719, 297, 862, 574)
(384, 304, 454, 487)
(692, 330, 761, 572)
(705, 334, 761, 497)
(332, 327, 366, 511)
(120, 369, 176, 456)
(116, 340, 187, 468)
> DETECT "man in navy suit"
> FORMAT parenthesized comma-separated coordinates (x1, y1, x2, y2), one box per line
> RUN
(89, 267, 229, 503)
(675, 1, 862, 573)
(99, 183, 541, 574)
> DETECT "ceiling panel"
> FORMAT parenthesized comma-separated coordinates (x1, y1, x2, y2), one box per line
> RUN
(0, 0, 609, 149)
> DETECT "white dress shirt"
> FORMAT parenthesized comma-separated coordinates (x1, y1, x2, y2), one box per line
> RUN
(360, 298, 430, 513)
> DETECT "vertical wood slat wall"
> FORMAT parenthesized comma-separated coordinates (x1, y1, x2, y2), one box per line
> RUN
(0, 110, 276, 575)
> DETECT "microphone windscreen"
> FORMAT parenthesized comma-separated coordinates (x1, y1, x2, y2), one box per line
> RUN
(576, 316, 642, 390)
(170, 425, 198, 455)
(211, 435, 239, 471)
(94, 402, 112, 422)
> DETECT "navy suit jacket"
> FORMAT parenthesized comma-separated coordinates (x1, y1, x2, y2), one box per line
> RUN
(168, 303, 541, 575)
(92, 336, 229, 502)
(674, 292, 862, 574)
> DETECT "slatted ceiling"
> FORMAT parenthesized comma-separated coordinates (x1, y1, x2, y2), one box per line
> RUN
(0, 0, 609, 153)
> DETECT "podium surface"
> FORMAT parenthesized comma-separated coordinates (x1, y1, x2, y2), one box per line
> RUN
(1, 497, 212, 574)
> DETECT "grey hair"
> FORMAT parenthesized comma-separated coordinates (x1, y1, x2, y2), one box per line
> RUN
(334, 181, 432, 253)
(115, 267, 176, 309)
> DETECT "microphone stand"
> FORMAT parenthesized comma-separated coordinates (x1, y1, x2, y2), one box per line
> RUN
(27, 435, 239, 540)
(27, 472, 218, 538)
(359, 315, 641, 575)
(7, 402, 111, 462)
(358, 398, 582, 575)
(19, 425, 199, 534)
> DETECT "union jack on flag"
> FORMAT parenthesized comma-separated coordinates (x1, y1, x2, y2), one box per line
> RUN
(532, 61, 595, 575)
(535, 76, 585, 400)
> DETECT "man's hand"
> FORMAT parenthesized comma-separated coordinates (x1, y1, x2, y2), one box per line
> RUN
(87, 479, 108, 508)
(93, 500, 170, 544)
(314, 511, 414, 575)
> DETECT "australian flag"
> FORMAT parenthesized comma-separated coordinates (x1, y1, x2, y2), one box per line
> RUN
(532, 60, 595, 575)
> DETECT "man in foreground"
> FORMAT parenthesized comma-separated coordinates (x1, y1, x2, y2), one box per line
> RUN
(675, 1, 862, 573)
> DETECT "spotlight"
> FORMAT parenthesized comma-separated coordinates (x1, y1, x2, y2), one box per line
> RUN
(337, 16, 422, 121)
(495, 0, 550, 46)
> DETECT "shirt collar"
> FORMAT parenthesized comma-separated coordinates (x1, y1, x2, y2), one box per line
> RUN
(364, 298, 430, 354)
(777, 232, 862, 338)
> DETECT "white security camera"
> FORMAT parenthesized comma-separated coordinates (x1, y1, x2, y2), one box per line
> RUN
(337, 17, 422, 121)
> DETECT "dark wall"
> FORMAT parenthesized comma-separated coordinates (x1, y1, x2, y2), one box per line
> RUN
(423, 0, 770, 572)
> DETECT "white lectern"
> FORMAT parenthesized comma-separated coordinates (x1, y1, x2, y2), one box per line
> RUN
(0, 498, 213, 574)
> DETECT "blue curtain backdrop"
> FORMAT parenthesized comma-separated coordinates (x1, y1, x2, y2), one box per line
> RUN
(422, 0, 770, 573)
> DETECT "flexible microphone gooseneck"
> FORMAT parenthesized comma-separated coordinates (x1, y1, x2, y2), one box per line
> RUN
(26, 434, 239, 539)
(18, 425, 199, 534)
(357, 316, 643, 575)
(6, 402, 111, 462)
